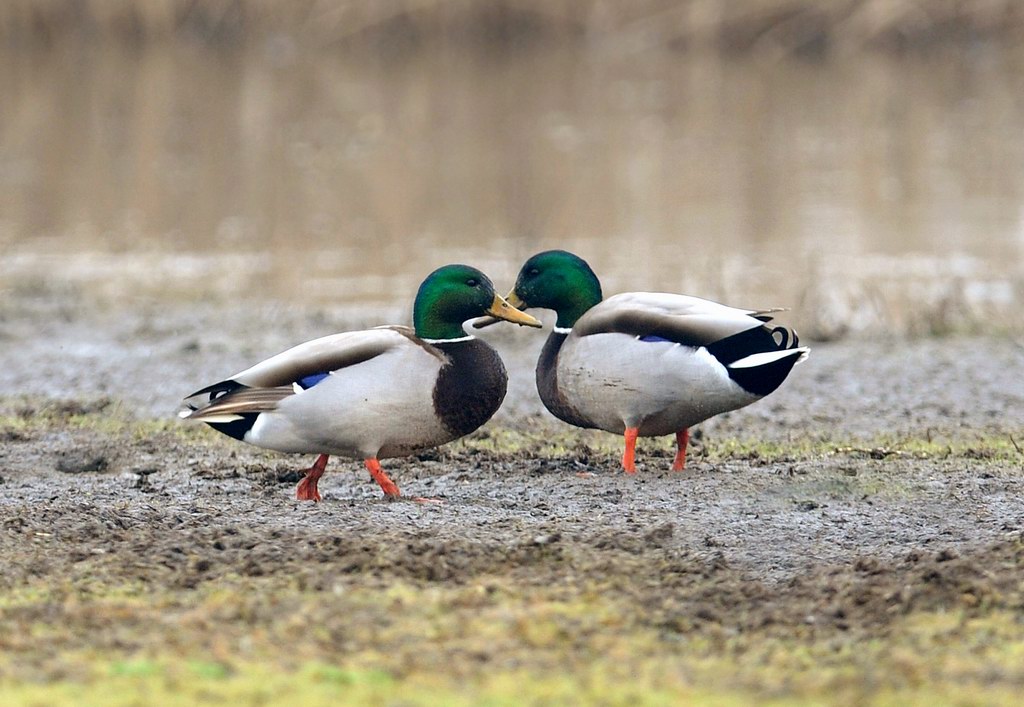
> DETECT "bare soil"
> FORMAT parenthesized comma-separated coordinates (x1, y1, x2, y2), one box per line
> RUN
(2, 286, 1024, 701)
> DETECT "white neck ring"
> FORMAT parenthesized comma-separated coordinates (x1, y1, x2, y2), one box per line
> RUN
(421, 334, 476, 345)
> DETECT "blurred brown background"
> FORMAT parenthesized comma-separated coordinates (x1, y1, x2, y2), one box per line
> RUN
(2, 0, 1023, 338)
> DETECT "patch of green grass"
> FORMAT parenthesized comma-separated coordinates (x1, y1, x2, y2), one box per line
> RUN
(2, 618, 1024, 706)
(0, 409, 206, 444)
(700, 432, 1024, 465)
(456, 424, 1024, 467)
(3, 571, 1024, 706)
(3, 394, 1022, 466)
(109, 658, 161, 678)
(452, 425, 624, 457)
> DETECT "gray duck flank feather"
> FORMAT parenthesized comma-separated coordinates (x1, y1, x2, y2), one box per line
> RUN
(181, 327, 505, 460)
(540, 292, 807, 437)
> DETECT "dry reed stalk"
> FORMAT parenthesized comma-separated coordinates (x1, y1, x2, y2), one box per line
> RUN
(0, 0, 1022, 50)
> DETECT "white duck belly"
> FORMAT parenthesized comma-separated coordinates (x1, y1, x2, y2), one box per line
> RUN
(557, 333, 760, 436)
(245, 345, 451, 459)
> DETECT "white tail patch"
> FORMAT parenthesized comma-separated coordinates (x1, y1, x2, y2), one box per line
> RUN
(187, 413, 245, 423)
(728, 347, 810, 369)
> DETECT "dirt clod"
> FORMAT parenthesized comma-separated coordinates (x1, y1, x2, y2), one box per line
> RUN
(55, 451, 110, 474)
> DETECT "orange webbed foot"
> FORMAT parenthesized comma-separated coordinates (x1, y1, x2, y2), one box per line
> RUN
(364, 458, 402, 498)
(296, 454, 329, 502)
(672, 429, 690, 472)
(622, 427, 639, 474)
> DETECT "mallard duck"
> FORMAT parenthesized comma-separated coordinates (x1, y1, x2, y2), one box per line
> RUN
(477, 250, 807, 472)
(180, 264, 541, 501)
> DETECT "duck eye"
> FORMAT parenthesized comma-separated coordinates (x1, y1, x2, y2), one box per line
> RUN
(528, 268, 540, 277)
(466, 278, 479, 287)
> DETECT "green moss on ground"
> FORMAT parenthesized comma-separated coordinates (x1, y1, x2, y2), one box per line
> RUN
(2, 575, 1024, 706)
(454, 424, 1024, 465)
(3, 395, 1022, 464)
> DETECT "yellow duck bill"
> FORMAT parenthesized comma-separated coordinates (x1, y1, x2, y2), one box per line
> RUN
(483, 293, 540, 328)
(475, 291, 530, 329)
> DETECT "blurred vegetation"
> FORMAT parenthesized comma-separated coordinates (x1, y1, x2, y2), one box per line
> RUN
(3, 0, 1023, 54)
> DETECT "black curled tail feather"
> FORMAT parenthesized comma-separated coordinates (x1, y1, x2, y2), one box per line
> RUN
(182, 379, 247, 409)
(706, 325, 805, 397)
(770, 325, 799, 349)
(703, 327, 793, 366)
(180, 379, 259, 441)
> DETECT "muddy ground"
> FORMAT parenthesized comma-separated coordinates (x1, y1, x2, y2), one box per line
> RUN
(1, 285, 1024, 703)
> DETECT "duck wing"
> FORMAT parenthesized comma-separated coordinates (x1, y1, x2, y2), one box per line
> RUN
(179, 326, 434, 421)
(573, 292, 786, 346)
(573, 292, 807, 397)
